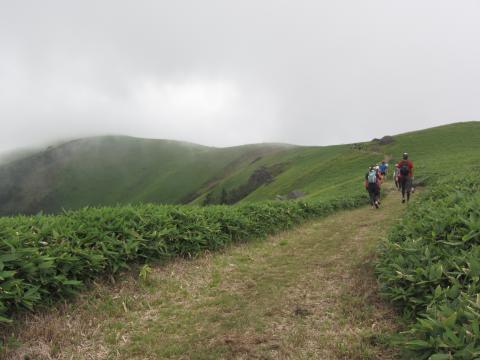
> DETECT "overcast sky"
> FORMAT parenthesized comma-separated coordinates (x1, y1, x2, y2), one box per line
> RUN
(1, 1, 479, 153)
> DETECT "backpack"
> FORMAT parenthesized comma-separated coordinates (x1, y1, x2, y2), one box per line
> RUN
(368, 170, 377, 183)
(400, 161, 410, 176)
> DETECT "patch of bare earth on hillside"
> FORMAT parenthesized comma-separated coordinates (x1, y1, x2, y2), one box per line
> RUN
(1, 254, 218, 360)
(2, 296, 111, 359)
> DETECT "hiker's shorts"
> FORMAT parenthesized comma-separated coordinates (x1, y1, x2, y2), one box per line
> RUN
(367, 183, 380, 204)
(367, 183, 380, 195)
(399, 176, 412, 192)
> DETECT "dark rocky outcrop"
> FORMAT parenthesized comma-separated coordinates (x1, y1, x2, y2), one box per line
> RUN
(276, 189, 306, 201)
(205, 163, 288, 205)
(372, 136, 395, 145)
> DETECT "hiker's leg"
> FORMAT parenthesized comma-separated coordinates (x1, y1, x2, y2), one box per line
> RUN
(370, 190, 376, 206)
(371, 188, 379, 208)
(406, 177, 412, 201)
(368, 184, 378, 206)
(400, 178, 407, 202)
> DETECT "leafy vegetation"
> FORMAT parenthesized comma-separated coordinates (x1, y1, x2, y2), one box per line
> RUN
(376, 171, 480, 359)
(1, 189, 404, 359)
(0, 194, 366, 324)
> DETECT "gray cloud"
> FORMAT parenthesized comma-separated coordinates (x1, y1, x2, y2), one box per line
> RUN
(1, 0, 479, 153)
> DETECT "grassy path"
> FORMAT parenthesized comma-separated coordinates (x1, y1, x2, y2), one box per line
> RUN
(5, 190, 407, 359)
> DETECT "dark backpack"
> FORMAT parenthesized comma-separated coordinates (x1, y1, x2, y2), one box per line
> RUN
(400, 161, 410, 176)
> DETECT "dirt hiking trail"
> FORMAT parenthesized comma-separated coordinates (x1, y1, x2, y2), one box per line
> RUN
(5, 189, 408, 360)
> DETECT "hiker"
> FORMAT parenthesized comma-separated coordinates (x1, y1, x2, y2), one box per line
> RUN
(396, 153, 414, 203)
(365, 165, 381, 208)
(374, 165, 383, 182)
(379, 161, 388, 179)
(393, 164, 400, 190)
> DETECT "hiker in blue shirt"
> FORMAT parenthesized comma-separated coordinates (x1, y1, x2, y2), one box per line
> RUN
(379, 161, 388, 179)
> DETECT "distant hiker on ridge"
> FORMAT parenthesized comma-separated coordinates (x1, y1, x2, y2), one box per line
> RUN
(378, 161, 388, 182)
(365, 165, 381, 209)
(396, 153, 414, 203)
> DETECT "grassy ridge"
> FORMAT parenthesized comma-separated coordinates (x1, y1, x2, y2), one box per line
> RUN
(191, 144, 378, 204)
(0, 137, 292, 215)
(0, 194, 366, 324)
(376, 171, 480, 358)
(0, 122, 479, 215)
(193, 122, 480, 205)
(381, 121, 480, 181)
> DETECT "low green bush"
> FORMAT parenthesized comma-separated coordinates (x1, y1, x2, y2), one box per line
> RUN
(376, 172, 480, 359)
(0, 194, 366, 324)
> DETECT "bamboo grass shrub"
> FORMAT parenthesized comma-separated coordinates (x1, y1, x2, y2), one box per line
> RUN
(0, 194, 366, 324)
(376, 173, 480, 359)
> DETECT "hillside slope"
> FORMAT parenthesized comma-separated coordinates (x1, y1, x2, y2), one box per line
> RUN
(0, 121, 478, 215)
(381, 121, 480, 177)
(191, 121, 480, 205)
(0, 137, 292, 215)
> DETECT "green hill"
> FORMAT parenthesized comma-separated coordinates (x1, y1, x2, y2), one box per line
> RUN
(0, 137, 292, 215)
(192, 121, 480, 205)
(0, 121, 479, 215)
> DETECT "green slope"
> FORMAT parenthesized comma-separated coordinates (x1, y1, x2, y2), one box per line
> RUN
(381, 121, 480, 178)
(190, 144, 377, 205)
(192, 121, 480, 204)
(0, 121, 478, 215)
(0, 136, 292, 215)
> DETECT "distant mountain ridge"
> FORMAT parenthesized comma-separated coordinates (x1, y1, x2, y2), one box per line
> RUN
(0, 122, 479, 215)
(0, 136, 294, 215)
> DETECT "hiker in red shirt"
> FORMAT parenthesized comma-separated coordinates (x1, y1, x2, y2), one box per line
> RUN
(396, 153, 414, 203)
